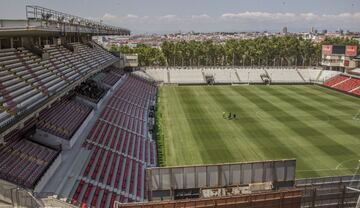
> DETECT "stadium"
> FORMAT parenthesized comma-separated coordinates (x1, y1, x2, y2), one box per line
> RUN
(0, 5, 360, 208)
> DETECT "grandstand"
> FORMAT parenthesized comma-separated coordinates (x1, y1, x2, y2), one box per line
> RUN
(145, 67, 341, 84)
(0, 5, 360, 208)
(324, 74, 360, 96)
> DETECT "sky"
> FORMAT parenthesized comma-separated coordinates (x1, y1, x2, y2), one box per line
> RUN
(1, 0, 359, 34)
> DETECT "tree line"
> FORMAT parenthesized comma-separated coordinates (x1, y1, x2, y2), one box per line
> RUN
(110, 36, 359, 67)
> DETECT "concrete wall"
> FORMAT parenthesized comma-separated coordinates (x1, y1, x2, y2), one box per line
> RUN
(0, 179, 43, 207)
(147, 159, 296, 195)
(33, 109, 94, 150)
(34, 154, 62, 193)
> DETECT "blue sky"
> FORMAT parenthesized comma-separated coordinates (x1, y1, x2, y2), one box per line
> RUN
(1, 0, 359, 34)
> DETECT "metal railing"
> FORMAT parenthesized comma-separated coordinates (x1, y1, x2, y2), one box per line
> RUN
(26, 5, 130, 35)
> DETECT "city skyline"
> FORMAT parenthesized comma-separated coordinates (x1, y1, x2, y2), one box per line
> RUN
(0, 0, 359, 34)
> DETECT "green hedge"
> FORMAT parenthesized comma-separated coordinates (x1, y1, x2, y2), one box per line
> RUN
(155, 90, 166, 166)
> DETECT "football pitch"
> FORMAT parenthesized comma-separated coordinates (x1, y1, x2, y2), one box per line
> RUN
(157, 85, 360, 178)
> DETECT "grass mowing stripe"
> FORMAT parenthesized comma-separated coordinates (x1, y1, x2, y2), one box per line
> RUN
(239, 87, 353, 164)
(294, 85, 360, 111)
(163, 87, 203, 165)
(177, 87, 236, 164)
(205, 87, 301, 161)
(309, 85, 360, 107)
(279, 86, 360, 138)
(159, 85, 360, 178)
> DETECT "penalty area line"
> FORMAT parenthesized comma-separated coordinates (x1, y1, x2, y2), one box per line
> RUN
(296, 167, 357, 172)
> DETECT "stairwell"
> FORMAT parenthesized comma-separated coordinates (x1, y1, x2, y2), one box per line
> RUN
(315, 70, 323, 82)
(202, 71, 206, 82)
(262, 68, 272, 82)
(295, 68, 306, 82)
(235, 70, 241, 82)
(167, 70, 170, 83)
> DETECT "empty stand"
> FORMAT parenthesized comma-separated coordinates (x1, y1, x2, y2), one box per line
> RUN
(266, 68, 305, 83)
(145, 67, 324, 84)
(0, 42, 118, 129)
(169, 68, 205, 83)
(324, 75, 349, 87)
(69, 74, 157, 208)
(353, 88, 360, 96)
(92, 70, 122, 88)
(75, 80, 106, 103)
(0, 134, 59, 189)
(323, 74, 360, 96)
(37, 99, 92, 140)
(333, 77, 360, 92)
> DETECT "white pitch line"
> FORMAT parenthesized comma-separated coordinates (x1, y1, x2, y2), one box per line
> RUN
(336, 159, 358, 170)
(296, 168, 357, 172)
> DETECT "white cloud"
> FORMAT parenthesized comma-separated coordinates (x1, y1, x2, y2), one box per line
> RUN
(159, 14, 177, 20)
(125, 14, 139, 19)
(102, 13, 117, 21)
(221, 11, 360, 23)
(191, 14, 211, 19)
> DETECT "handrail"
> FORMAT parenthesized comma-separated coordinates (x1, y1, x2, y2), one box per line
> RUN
(26, 5, 130, 35)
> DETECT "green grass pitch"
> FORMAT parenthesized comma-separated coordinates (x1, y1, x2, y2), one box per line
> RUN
(157, 85, 360, 178)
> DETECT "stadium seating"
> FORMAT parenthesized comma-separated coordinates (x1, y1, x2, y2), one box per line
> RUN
(333, 77, 360, 92)
(70, 74, 157, 207)
(0, 48, 48, 113)
(145, 68, 168, 83)
(0, 134, 59, 188)
(323, 74, 360, 96)
(202, 68, 239, 83)
(109, 66, 124, 76)
(266, 68, 305, 83)
(169, 68, 205, 83)
(75, 80, 106, 102)
(0, 42, 118, 128)
(296, 69, 322, 82)
(236, 68, 265, 83)
(103, 73, 121, 87)
(93, 71, 122, 88)
(353, 88, 360, 96)
(145, 67, 323, 84)
(323, 74, 348, 87)
(37, 99, 92, 140)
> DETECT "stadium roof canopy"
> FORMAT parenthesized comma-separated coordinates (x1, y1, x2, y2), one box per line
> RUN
(0, 5, 130, 37)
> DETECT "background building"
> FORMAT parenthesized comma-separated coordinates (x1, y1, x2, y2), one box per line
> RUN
(321, 45, 358, 72)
